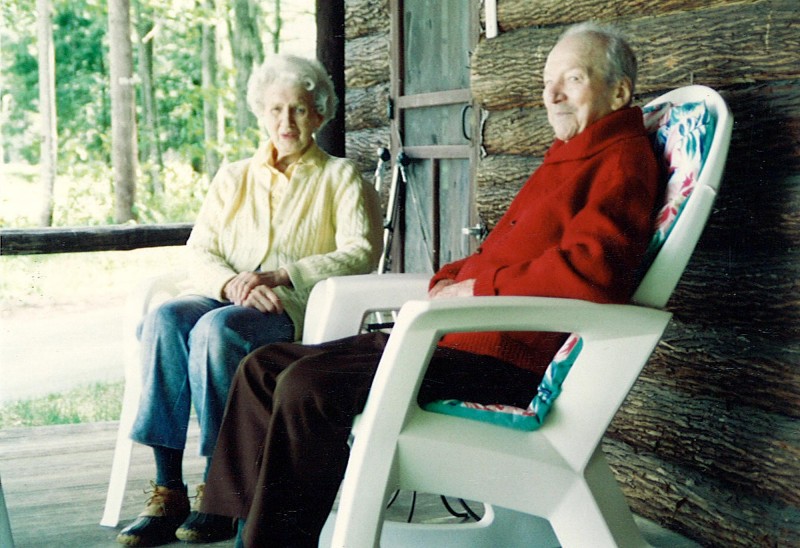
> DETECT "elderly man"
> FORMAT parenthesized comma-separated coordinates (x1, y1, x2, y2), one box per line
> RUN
(201, 22, 660, 547)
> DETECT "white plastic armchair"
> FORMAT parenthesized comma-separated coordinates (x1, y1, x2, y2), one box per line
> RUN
(0, 472, 14, 548)
(101, 269, 187, 527)
(100, 267, 429, 528)
(319, 85, 732, 547)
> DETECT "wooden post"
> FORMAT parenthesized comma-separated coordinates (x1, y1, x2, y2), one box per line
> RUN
(315, 0, 346, 157)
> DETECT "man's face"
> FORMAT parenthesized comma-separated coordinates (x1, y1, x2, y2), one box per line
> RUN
(542, 35, 627, 142)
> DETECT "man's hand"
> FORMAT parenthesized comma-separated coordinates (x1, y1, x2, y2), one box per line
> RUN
(428, 278, 476, 299)
(223, 268, 291, 313)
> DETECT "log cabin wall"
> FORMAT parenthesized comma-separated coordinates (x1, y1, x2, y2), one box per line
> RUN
(343, 0, 799, 545)
(343, 0, 392, 179)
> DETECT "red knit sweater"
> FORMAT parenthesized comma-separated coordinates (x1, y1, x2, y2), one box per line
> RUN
(431, 106, 660, 374)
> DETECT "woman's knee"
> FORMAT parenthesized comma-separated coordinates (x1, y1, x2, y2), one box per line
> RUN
(144, 297, 216, 337)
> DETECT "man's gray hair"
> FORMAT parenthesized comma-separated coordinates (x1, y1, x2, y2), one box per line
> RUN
(247, 54, 338, 129)
(560, 22, 638, 95)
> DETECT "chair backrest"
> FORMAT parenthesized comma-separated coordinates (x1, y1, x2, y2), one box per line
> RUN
(632, 85, 733, 308)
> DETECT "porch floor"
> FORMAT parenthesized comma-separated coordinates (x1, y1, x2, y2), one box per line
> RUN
(0, 421, 699, 547)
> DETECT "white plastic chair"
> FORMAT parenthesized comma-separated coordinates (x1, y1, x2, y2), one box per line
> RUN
(100, 264, 429, 527)
(101, 270, 186, 527)
(1, 472, 15, 547)
(318, 85, 732, 547)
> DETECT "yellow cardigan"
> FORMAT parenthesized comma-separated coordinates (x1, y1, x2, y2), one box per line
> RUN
(186, 141, 383, 339)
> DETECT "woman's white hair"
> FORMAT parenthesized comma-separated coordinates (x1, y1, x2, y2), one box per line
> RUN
(247, 54, 338, 129)
(560, 22, 638, 97)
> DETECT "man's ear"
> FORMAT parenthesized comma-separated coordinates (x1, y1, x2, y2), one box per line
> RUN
(611, 77, 633, 111)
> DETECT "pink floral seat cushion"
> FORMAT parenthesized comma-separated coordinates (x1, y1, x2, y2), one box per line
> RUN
(424, 100, 715, 432)
(642, 100, 716, 262)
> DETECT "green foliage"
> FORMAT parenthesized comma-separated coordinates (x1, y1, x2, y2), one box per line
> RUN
(1, 159, 206, 227)
(0, 382, 124, 428)
(134, 158, 209, 223)
(0, 0, 316, 226)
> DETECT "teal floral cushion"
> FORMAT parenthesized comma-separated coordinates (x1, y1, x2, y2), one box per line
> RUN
(642, 100, 716, 261)
(424, 334, 583, 431)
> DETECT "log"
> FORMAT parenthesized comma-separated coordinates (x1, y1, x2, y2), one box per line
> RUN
(346, 126, 391, 172)
(481, 107, 551, 157)
(642, 315, 800, 415)
(608, 372, 800, 507)
(479, 80, 800, 161)
(475, 154, 540, 228)
(471, 26, 559, 110)
(488, 0, 735, 32)
(708, 175, 800, 253)
(0, 223, 192, 255)
(722, 80, 800, 176)
(345, 0, 389, 39)
(603, 437, 800, 547)
(472, 0, 800, 110)
(345, 33, 391, 89)
(668, 248, 800, 341)
(345, 82, 391, 131)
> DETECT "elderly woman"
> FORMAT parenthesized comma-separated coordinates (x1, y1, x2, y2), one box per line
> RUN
(201, 23, 660, 548)
(116, 55, 382, 547)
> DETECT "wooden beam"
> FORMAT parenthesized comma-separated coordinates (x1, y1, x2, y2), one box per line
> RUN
(0, 223, 193, 255)
(316, 0, 346, 157)
(396, 89, 473, 109)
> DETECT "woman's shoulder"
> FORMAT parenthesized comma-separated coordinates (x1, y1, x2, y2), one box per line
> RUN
(208, 156, 256, 190)
(309, 147, 362, 185)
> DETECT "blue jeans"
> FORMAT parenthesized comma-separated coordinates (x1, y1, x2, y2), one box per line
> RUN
(130, 295, 295, 456)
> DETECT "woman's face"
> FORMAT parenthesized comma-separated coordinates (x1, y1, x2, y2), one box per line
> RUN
(262, 83, 324, 166)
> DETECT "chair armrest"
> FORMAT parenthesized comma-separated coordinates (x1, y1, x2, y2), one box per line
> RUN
(302, 273, 430, 344)
(123, 270, 186, 371)
(356, 296, 672, 471)
(124, 270, 187, 324)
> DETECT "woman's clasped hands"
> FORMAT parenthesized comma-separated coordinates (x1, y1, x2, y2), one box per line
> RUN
(224, 269, 292, 314)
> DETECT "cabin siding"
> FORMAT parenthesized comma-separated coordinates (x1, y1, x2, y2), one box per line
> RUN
(343, 0, 800, 545)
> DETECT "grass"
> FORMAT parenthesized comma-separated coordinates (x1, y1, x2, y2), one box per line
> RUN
(0, 381, 124, 429)
(0, 250, 185, 429)
(1, 162, 191, 428)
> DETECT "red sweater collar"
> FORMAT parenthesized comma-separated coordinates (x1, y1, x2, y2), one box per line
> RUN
(544, 106, 646, 163)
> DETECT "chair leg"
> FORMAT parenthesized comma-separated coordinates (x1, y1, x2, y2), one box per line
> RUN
(548, 448, 650, 548)
(1, 472, 15, 548)
(100, 373, 141, 527)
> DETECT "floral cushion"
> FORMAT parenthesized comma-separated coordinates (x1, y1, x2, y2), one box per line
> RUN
(423, 334, 583, 431)
(641, 99, 716, 262)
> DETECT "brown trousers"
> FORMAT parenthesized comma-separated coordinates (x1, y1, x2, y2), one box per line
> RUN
(201, 332, 541, 547)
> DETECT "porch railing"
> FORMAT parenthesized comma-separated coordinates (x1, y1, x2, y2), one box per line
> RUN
(0, 223, 192, 255)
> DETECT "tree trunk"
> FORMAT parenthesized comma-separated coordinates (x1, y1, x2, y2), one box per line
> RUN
(201, 0, 221, 179)
(108, 0, 137, 223)
(37, 0, 57, 227)
(134, 0, 162, 195)
(229, 0, 263, 137)
(271, 0, 281, 54)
